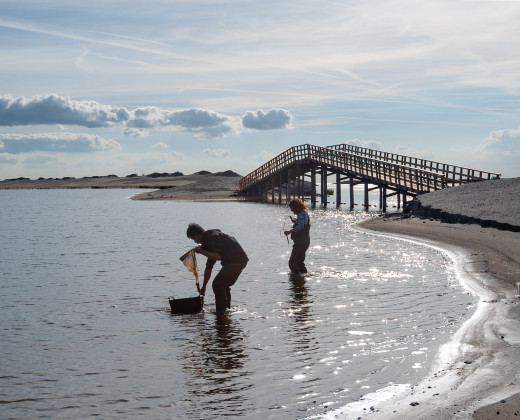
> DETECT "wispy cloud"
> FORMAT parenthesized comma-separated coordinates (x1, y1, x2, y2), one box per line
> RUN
(152, 142, 169, 149)
(0, 133, 121, 153)
(203, 148, 230, 158)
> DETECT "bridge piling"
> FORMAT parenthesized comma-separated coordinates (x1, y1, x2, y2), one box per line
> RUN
(321, 165, 327, 207)
(336, 172, 341, 208)
(364, 181, 369, 211)
(311, 165, 316, 207)
(349, 177, 354, 210)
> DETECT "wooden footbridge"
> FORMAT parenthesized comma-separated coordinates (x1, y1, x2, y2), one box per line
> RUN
(237, 144, 500, 212)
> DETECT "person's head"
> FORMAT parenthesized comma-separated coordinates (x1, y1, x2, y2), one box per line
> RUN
(288, 198, 306, 214)
(186, 223, 204, 243)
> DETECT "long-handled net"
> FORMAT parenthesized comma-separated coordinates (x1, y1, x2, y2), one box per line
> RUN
(179, 249, 200, 293)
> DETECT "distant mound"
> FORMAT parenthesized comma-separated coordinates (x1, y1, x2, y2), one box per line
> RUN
(193, 170, 241, 177)
(147, 171, 184, 178)
(214, 170, 241, 177)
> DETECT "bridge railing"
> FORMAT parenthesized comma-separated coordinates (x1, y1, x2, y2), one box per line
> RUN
(238, 144, 311, 191)
(238, 144, 446, 193)
(327, 144, 500, 183)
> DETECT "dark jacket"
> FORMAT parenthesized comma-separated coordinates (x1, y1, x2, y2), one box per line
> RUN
(291, 214, 311, 245)
(201, 229, 249, 270)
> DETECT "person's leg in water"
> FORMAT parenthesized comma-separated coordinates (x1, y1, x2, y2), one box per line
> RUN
(289, 243, 309, 275)
(225, 287, 231, 309)
(212, 263, 247, 313)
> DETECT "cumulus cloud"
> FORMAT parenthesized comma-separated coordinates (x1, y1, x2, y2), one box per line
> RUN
(0, 133, 122, 154)
(0, 94, 130, 128)
(480, 128, 520, 155)
(242, 108, 292, 130)
(158, 107, 236, 138)
(203, 148, 231, 158)
(0, 94, 255, 138)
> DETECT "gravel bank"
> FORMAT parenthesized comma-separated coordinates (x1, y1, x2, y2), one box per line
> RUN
(415, 177, 520, 230)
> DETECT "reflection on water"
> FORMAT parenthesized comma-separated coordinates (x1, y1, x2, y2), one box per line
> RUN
(0, 191, 476, 419)
(180, 314, 253, 418)
(288, 275, 312, 321)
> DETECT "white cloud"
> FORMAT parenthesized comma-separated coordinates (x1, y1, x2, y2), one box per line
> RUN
(163, 108, 237, 138)
(22, 154, 60, 166)
(131, 151, 186, 167)
(0, 133, 121, 153)
(0, 154, 18, 165)
(203, 148, 231, 158)
(0, 94, 281, 138)
(260, 151, 276, 161)
(242, 109, 292, 130)
(152, 142, 169, 149)
(479, 128, 520, 155)
(0, 94, 130, 128)
(344, 138, 383, 150)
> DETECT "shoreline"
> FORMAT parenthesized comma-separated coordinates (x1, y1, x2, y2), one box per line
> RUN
(340, 215, 520, 419)
(0, 173, 243, 202)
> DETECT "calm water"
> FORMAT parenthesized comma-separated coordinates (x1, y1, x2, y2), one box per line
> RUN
(0, 190, 475, 419)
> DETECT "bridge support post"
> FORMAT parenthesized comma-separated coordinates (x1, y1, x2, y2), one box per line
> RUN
(278, 173, 282, 204)
(382, 186, 387, 213)
(271, 177, 275, 204)
(349, 177, 354, 211)
(286, 168, 291, 203)
(311, 165, 316, 208)
(364, 181, 369, 211)
(298, 169, 303, 199)
(336, 172, 341, 208)
(321, 165, 327, 207)
(397, 192, 401, 209)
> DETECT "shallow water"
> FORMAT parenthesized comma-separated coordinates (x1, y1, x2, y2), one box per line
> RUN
(0, 190, 475, 419)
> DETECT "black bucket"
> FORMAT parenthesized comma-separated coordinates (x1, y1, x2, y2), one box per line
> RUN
(169, 295, 204, 314)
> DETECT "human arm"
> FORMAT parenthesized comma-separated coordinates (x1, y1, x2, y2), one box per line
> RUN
(194, 246, 221, 296)
(200, 268, 212, 296)
(287, 211, 308, 234)
(194, 246, 221, 262)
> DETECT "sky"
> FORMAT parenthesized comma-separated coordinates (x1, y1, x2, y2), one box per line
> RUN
(1, 0, 519, 180)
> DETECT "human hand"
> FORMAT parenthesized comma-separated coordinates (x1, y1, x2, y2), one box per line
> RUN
(200, 285, 206, 296)
(194, 246, 203, 254)
(284, 230, 291, 236)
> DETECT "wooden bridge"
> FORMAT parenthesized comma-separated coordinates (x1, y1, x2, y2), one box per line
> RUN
(237, 144, 500, 212)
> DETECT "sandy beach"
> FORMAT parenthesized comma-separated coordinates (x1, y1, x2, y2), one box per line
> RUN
(352, 178, 520, 419)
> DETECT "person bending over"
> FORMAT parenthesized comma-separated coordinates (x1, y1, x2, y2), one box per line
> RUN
(186, 223, 248, 314)
(284, 198, 311, 275)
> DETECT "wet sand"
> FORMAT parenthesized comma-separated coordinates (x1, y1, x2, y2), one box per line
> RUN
(354, 178, 520, 419)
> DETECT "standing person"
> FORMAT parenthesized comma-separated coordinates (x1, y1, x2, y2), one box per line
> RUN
(186, 223, 248, 314)
(284, 198, 311, 275)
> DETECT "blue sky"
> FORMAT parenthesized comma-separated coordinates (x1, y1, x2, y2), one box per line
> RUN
(1, 0, 519, 179)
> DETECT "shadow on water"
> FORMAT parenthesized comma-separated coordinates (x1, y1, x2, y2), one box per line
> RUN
(177, 313, 254, 418)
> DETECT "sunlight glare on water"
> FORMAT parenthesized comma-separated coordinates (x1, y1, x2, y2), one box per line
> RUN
(0, 190, 475, 419)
